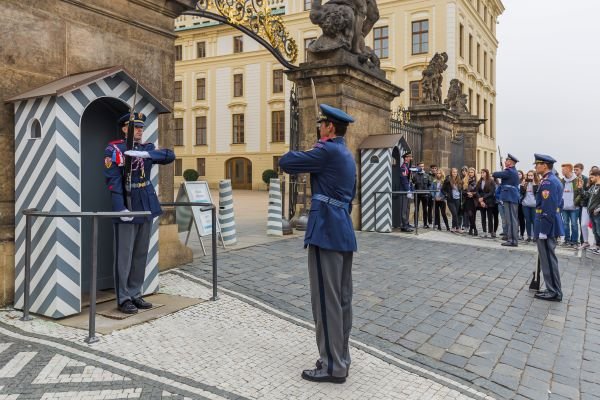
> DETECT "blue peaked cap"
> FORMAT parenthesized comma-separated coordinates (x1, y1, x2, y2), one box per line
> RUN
(533, 153, 557, 165)
(317, 104, 355, 125)
(506, 153, 519, 163)
(118, 112, 146, 127)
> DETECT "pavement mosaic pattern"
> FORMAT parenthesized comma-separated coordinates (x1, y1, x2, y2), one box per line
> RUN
(183, 232, 600, 400)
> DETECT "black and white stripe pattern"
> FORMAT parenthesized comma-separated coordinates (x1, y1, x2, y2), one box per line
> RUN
(267, 179, 283, 236)
(360, 149, 392, 232)
(218, 180, 237, 245)
(12, 72, 162, 318)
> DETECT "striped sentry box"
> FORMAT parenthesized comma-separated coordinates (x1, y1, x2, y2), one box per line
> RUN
(267, 178, 283, 236)
(218, 180, 237, 245)
(8, 67, 170, 318)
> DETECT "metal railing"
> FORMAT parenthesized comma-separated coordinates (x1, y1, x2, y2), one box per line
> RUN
(20, 209, 151, 344)
(373, 190, 437, 235)
(20, 202, 219, 344)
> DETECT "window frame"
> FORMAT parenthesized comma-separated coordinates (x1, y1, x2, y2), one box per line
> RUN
(459, 24, 464, 58)
(233, 35, 243, 53)
(197, 41, 206, 58)
(175, 45, 182, 61)
(373, 26, 389, 59)
(233, 73, 244, 97)
(196, 158, 206, 176)
(174, 80, 183, 102)
(272, 69, 284, 94)
(195, 116, 207, 145)
(271, 110, 285, 143)
(174, 159, 183, 176)
(409, 81, 423, 106)
(232, 113, 245, 144)
(196, 78, 206, 100)
(411, 20, 429, 55)
(174, 118, 184, 146)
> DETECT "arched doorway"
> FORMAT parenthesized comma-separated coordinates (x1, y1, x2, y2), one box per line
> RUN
(80, 97, 129, 292)
(225, 157, 252, 190)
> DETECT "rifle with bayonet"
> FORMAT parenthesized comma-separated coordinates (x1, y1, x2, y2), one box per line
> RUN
(122, 81, 139, 210)
(311, 78, 320, 142)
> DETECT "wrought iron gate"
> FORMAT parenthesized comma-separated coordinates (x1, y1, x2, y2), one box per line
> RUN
(389, 107, 423, 160)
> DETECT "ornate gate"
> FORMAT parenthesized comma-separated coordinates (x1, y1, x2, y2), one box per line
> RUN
(389, 107, 423, 161)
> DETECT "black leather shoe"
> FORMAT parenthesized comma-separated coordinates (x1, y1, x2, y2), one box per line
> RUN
(423, 225, 430, 229)
(535, 292, 562, 302)
(316, 360, 349, 377)
(132, 297, 152, 309)
(118, 300, 138, 314)
(301, 368, 346, 384)
(400, 228, 414, 233)
(501, 242, 518, 247)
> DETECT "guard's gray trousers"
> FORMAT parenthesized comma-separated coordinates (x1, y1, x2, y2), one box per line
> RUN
(537, 237, 562, 297)
(308, 245, 353, 378)
(505, 201, 519, 243)
(113, 222, 151, 305)
(398, 194, 410, 228)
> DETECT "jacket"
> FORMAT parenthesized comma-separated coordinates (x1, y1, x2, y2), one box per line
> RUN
(587, 184, 600, 215)
(534, 171, 565, 239)
(412, 171, 432, 193)
(492, 166, 520, 203)
(104, 139, 175, 224)
(398, 162, 411, 191)
(279, 137, 357, 252)
(476, 178, 497, 208)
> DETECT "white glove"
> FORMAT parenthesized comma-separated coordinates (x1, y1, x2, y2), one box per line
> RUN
(124, 150, 150, 159)
(538, 233, 547, 240)
(119, 209, 134, 222)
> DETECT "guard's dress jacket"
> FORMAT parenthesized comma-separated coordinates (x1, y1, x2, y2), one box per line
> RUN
(103, 140, 175, 224)
(492, 166, 520, 203)
(534, 171, 565, 239)
(279, 137, 357, 252)
(399, 162, 411, 191)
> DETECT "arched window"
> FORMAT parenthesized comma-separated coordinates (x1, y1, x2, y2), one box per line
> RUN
(370, 155, 380, 164)
(30, 119, 41, 139)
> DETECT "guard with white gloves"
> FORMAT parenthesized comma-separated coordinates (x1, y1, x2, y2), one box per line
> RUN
(532, 153, 565, 302)
(103, 112, 175, 314)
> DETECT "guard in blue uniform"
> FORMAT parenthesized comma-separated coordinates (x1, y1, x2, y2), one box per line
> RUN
(533, 154, 565, 301)
(279, 104, 356, 384)
(492, 153, 521, 246)
(398, 151, 413, 232)
(104, 112, 175, 314)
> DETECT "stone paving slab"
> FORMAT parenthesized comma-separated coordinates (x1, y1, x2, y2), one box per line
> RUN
(183, 231, 600, 400)
(0, 272, 486, 400)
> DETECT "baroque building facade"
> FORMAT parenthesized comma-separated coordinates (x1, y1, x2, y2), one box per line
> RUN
(174, 0, 504, 189)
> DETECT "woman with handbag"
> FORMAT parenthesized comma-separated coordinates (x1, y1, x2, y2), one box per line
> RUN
(443, 168, 463, 233)
(463, 167, 479, 236)
(432, 170, 450, 231)
(477, 169, 497, 238)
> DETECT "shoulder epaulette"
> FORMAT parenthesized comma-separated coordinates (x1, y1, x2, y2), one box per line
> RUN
(313, 142, 325, 149)
(109, 139, 125, 145)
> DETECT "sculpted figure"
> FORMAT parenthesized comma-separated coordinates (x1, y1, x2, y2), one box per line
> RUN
(445, 79, 469, 114)
(419, 52, 448, 104)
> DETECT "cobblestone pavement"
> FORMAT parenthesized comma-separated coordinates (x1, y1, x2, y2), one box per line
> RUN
(183, 232, 600, 400)
(0, 272, 485, 400)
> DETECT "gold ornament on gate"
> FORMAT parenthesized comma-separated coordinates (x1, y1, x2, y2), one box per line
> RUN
(195, 0, 298, 64)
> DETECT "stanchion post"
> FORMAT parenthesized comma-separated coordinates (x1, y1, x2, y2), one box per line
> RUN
(20, 210, 34, 321)
(374, 192, 378, 233)
(85, 216, 99, 344)
(414, 192, 419, 236)
(211, 206, 218, 301)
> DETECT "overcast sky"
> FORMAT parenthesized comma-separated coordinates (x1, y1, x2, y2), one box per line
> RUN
(496, 0, 599, 174)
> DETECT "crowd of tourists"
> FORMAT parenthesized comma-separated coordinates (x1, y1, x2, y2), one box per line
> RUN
(407, 162, 600, 254)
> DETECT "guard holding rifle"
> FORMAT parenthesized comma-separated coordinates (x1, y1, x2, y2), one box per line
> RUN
(103, 112, 175, 314)
(279, 104, 356, 384)
(533, 154, 564, 302)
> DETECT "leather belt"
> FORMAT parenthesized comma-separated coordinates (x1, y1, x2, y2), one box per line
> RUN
(536, 208, 560, 213)
(312, 193, 349, 209)
(129, 181, 151, 189)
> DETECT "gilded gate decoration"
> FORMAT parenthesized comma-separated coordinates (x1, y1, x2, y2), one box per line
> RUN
(186, 0, 298, 69)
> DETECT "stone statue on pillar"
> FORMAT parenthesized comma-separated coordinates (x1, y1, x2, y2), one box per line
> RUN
(419, 52, 448, 104)
(308, 0, 381, 67)
(444, 78, 469, 114)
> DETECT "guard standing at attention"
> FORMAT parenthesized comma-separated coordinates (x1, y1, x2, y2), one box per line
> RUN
(104, 112, 175, 314)
(493, 153, 521, 246)
(279, 104, 356, 384)
(533, 154, 565, 301)
(398, 151, 414, 232)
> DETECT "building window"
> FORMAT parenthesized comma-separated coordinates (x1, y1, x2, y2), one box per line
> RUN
(477, 0, 481, 13)
(304, 38, 316, 61)
(271, 111, 285, 142)
(175, 118, 184, 146)
(468, 34, 473, 66)
(175, 45, 182, 61)
(373, 26, 389, 59)
(477, 149, 481, 170)
(30, 119, 42, 139)
(174, 81, 182, 102)
(476, 43, 481, 72)
(304, 0, 311, 10)
(468, 88, 473, 113)
(459, 24, 464, 58)
(476, 94, 481, 118)
(197, 158, 206, 176)
(484, 51, 488, 79)
(409, 81, 423, 106)
(484, 6, 488, 24)
(195, 116, 207, 145)
(197, 41, 206, 58)
(196, 78, 206, 100)
(233, 35, 243, 53)
(273, 156, 282, 173)
(490, 103, 494, 138)
(483, 99, 488, 135)
(490, 153, 494, 169)
(490, 59, 494, 85)
(411, 20, 429, 55)
(273, 70, 284, 93)
(233, 74, 243, 97)
(174, 159, 182, 176)
(232, 113, 244, 144)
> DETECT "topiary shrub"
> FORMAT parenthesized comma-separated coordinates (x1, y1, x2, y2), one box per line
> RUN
(183, 169, 199, 181)
(262, 169, 279, 185)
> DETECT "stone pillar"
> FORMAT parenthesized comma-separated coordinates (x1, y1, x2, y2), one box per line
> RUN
(408, 104, 457, 171)
(456, 114, 486, 169)
(286, 49, 402, 229)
